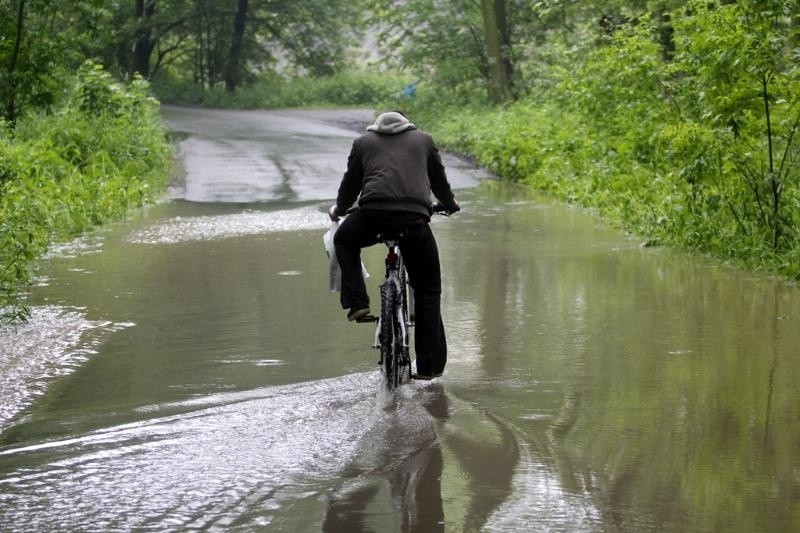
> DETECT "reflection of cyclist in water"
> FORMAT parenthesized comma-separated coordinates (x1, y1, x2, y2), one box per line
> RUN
(328, 111, 459, 379)
(323, 384, 450, 532)
(323, 384, 520, 531)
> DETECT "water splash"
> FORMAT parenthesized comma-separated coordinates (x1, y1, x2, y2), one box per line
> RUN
(0, 373, 444, 531)
(42, 235, 105, 259)
(484, 449, 602, 531)
(127, 206, 328, 244)
(0, 307, 132, 429)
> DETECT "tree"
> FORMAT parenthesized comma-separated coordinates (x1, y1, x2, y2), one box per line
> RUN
(121, 0, 192, 80)
(132, 0, 157, 77)
(122, 0, 358, 89)
(1, 0, 109, 123)
(251, 0, 357, 76)
(365, 0, 496, 102)
(481, 0, 513, 102)
(4, 0, 25, 123)
(224, 0, 248, 92)
(668, 0, 800, 252)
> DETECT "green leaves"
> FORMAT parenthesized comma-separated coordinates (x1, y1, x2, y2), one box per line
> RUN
(417, 0, 800, 278)
(363, 0, 493, 103)
(0, 64, 171, 321)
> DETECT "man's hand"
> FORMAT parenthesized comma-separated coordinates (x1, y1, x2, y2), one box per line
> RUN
(328, 205, 340, 222)
(432, 202, 460, 216)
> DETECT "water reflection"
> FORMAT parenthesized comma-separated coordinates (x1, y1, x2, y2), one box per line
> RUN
(437, 185, 800, 532)
(323, 385, 447, 532)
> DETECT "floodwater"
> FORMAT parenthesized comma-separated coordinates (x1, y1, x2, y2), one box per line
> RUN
(1, 107, 800, 532)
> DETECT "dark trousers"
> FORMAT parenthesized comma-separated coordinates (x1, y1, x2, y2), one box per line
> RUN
(334, 209, 447, 376)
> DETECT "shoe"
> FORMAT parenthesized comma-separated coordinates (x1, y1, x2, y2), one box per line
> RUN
(412, 371, 443, 381)
(347, 307, 371, 321)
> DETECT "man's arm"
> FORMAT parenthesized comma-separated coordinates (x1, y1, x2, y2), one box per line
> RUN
(334, 141, 364, 216)
(428, 143, 460, 213)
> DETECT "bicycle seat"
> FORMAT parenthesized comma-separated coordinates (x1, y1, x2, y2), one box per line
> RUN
(377, 229, 407, 243)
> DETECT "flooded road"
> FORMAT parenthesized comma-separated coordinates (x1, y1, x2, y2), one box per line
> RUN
(2, 106, 800, 532)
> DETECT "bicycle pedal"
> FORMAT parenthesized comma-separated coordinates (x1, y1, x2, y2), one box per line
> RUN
(356, 314, 378, 323)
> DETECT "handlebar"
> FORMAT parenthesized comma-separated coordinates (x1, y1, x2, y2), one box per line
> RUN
(338, 203, 458, 219)
(431, 203, 448, 216)
(432, 203, 459, 216)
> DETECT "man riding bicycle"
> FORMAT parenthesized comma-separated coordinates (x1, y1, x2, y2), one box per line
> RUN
(328, 111, 460, 380)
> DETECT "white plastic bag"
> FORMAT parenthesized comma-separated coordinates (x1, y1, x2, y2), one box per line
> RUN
(323, 221, 341, 291)
(323, 221, 369, 292)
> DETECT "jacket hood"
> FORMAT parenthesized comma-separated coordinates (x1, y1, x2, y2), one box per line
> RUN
(366, 112, 415, 134)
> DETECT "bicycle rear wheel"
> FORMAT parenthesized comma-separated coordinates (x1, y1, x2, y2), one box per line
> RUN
(378, 280, 411, 390)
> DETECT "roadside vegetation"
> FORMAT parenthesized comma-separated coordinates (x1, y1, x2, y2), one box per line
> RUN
(0, 63, 171, 321)
(378, 0, 800, 280)
(2, 0, 798, 322)
(152, 70, 408, 111)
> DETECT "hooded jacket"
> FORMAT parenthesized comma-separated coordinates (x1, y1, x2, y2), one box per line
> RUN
(335, 112, 458, 218)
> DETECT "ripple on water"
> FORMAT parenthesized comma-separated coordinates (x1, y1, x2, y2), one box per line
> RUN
(485, 452, 603, 532)
(0, 307, 133, 429)
(0, 373, 440, 530)
(42, 235, 105, 259)
(127, 206, 329, 244)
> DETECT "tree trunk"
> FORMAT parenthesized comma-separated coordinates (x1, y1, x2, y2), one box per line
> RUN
(132, 0, 156, 78)
(653, 2, 675, 61)
(193, 3, 205, 86)
(225, 0, 249, 92)
(480, 0, 512, 103)
(5, 0, 26, 124)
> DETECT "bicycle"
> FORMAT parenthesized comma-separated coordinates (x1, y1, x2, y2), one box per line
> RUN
(354, 204, 450, 391)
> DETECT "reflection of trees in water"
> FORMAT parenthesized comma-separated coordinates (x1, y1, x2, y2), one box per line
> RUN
(446, 410, 519, 532)
(479, 251, 512, 378)
(545, 264, 800, 532)
(323, 385, 519, 531)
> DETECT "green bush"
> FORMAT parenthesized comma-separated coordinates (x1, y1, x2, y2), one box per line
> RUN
(418, 1, 800, 280)
(0, 62, 172, 321)
(152, 69, 411, 109)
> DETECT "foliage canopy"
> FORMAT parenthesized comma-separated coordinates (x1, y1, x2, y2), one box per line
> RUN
(402, 0, 800, 278)
(2, 0, 800, 320)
